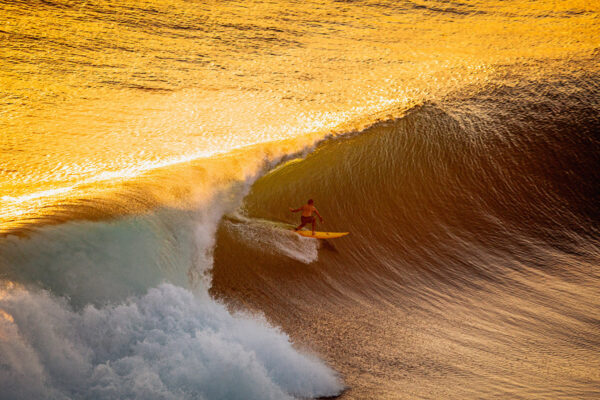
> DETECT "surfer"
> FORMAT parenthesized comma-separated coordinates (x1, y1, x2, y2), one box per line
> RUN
(289, 199, 323, 236)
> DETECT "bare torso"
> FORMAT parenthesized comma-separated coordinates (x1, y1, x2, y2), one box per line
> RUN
(301, 204, 317, 217)
(290, 202, 323, 232)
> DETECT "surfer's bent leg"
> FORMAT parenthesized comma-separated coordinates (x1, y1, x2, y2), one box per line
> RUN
(297, 216, 315, 232)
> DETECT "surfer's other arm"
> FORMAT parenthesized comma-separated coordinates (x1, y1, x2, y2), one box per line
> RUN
(314, 208, 324, 223)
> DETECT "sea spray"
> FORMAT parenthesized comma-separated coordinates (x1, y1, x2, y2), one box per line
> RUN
(223, 214, 320, 265)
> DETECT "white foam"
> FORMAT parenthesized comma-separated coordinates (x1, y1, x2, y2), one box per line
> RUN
(0, 283, 342, 400)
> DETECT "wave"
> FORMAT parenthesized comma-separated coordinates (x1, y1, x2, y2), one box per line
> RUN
(205, 75, 600, 397)
(0, 179, 343, 399)
(1, 65, 599, 399)
(212, 73, 600, 306)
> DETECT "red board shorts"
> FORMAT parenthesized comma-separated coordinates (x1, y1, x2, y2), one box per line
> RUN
(301, 216, 315, 224)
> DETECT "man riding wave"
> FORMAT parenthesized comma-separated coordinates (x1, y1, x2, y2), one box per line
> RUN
(289, 199, 323, 236)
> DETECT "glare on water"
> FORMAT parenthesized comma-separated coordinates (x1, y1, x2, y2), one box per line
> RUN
(0, 0, 598, 230)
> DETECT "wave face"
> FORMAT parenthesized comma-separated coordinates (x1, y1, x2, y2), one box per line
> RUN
(211, 74, 600, 398)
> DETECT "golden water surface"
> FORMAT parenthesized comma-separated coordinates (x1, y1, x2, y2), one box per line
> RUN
(1, 0, 598, 230)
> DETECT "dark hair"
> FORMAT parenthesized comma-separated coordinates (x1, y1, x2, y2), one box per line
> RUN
(308, 199, 314, 204)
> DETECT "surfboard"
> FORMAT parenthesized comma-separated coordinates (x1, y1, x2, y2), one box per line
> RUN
(294, 230, 349, 239)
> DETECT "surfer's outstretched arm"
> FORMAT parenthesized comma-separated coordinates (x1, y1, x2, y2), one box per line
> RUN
(314, 208, 324, 222)
(289, 207, 301, 212)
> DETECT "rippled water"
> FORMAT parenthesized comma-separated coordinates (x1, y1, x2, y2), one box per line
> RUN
(2, 0, 598, 230)
(1, 1, 599, 399)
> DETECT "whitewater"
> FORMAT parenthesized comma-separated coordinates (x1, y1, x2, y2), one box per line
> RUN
(0, 184, 342, 399)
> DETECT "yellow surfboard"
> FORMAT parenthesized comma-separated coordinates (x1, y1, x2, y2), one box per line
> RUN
(294, 230, 349, 239)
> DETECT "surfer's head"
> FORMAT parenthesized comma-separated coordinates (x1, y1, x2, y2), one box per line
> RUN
(308, 199, 314, 205)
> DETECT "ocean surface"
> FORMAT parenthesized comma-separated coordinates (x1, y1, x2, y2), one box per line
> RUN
(1, 1, 599, 399)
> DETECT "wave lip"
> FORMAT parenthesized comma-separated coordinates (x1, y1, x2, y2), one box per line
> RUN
(0, 283, 343, 400)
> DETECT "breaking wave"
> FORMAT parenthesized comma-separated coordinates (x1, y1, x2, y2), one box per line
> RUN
(0, 185, 343, 399)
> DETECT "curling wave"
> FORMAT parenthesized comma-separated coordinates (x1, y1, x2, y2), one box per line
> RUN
(209, 75, 600, 398)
